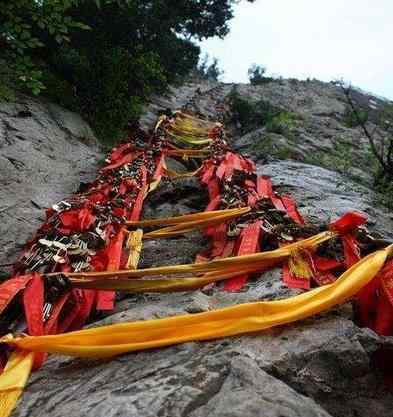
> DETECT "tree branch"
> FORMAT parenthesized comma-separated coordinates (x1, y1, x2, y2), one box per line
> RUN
(339, 82, 389, 173)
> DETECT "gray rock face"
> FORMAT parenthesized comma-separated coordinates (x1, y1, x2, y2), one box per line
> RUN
(257, 160, 393, 240)
(139, 80, 221, 130)
(233, 79, 390, 186)
(0, 95, 101, 269)
(4, 79, 393, 417)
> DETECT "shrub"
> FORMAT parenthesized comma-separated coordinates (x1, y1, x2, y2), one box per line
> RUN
(265, 111, 296, 135)
(375, 178, 393, 210)
(343, 106, 368, 128)
(248, 64, 273, 85)
(229, 89, 277, 131)
(1, 0, 254, 142)
(229, 89, 296, 137)
(0, 0, 89, 96)
(197, 54, 224, 81)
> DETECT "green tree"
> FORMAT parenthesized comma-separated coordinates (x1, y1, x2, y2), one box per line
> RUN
(1, 0, 254, 142)
(0, 0, 88, 95)
(248, 64, 272, 85)
(197, 54, 223, 81)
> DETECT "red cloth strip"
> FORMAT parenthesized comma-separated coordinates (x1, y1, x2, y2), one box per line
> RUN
(129, 186, 147, 222)
(271, 196, 287, 212)
(68, 290, 97, 331)
(375, 293, 393, 336)
(256, 176, 273, 198)
(0, 275, 32, 315)
(224, 221, 262, 291)
(281, 195, 304, 224)
(211, 224, 228, 258)
(207, 179, 220, 200)
(200, 164, 215, 184)
(109, 143, 133, 162)
(205, 194, 221, 212)
(342, 234, 361, 268)
(216, 159, 227, 179)
(23, 273, 45, 369)
(380, 260, 393, 306)
(44, 293, 70, 335)
(23, 273, 44, 337)
(153, 154, 165, 180)
(129, 166, 148, 222)
(101, 152, 135, 172)
(57, 290, 82, 333)
(356, 276, 380, 329)
(282, 263, 311, 290)
(329, 211, 367, 234)
(96, 230, 125, 311)
(313, 256, 342, 272)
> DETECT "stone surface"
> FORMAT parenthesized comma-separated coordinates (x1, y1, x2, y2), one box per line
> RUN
(257, 160, 393, 240)
(232, 79, 390, 186)
(3, 79, 393, 417)
(0, 95, 101, 268)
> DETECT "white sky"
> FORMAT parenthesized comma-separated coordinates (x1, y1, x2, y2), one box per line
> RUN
(199, 0, 393, 99)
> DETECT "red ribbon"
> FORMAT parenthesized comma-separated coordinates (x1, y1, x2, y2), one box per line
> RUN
(0, 275, 32, 315)
(224, 221, 262, 291)
(23, 273, 45, 369)
(96, 229, 125, 311)
(282, 264, 311, 290)
(281, 195, 304, 224)
(342, 234, 361, 268)
(207, 178, 220, 200)
(256, 176, 273, 198)
(101, 152, 135, 172)
(58, 207, 96, 234)
(329, 211, 367, 234)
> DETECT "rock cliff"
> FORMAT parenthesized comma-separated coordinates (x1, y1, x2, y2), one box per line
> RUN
(2, 79, 393, 417)
(0, 95, 101, 270)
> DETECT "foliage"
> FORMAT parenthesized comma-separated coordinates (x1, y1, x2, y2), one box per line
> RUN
(248, 64, 273, 85)
(343, 106, 368, 128)
(265, 111, 296, 135)
(0, 0, 89, 95)
(0, 67, 16, 102)
(1, 0, 254, 142)
(375, 177, 393, 210)
(229, 89, 296, 137)
(197, 54, 224, 81)
(229, 89, 277, 132)
(304, 141, 362, 178)
(249, 134, 297, 161)
(339, 82, 393, 181)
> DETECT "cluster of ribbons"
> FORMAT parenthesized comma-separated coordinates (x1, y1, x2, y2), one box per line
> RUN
(5, 136, 163, 315)
(0, 110, 393, 417)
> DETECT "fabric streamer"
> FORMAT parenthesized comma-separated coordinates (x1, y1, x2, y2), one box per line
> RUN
(1, 245, 391, 360)
(1, 108, 393, 417)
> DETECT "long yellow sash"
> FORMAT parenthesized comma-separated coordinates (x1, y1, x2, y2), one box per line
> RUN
(64, 231, 334, 279)
(0, 246, 391, 417)
(0, 351, 34, 417)
(3, 245, 392, 359)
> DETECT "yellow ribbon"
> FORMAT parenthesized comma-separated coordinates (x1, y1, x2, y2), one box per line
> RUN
(126, 208, 247, 227)
(71, 267, 268, 293)
(142, 207, 250, 239)
(64, 231, 334, 280)
(163, 166, 202, 179)
(0, 350, 34, 417)
(3, 245, 392, 360)
(126, 229, 143, 269)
